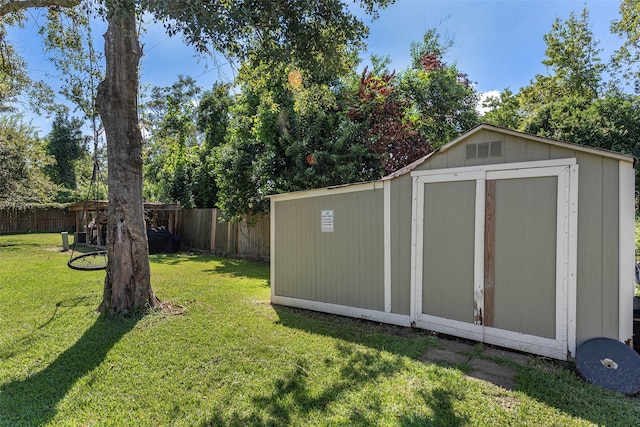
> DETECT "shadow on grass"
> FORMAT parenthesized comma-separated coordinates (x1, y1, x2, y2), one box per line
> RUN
(272, 305, 433, 353)
(149, 252, 269, 281)
(0, 240, 41, 252)
(203, 345, 465, 426)
(202, 258, 269, 281)
(38, 296, 97, 329)
(0, 296, 97, 360)
(202, 307, 454, 426)
(0, 314, 138, 426)
(149, 253, 269, 280)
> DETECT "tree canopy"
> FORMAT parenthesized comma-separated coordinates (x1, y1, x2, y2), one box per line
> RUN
(482, 5, 640, 173)
(43, 112, 86, 195)
(0, 114, 58, 208)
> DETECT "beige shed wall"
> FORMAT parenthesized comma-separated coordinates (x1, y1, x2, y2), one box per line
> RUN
(389, 174, 413, 315)
(575, 154, 621, 343)
(273, 189, 385, 310)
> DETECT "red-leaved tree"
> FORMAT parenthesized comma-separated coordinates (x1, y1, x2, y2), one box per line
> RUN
(347, 67, 430, 174)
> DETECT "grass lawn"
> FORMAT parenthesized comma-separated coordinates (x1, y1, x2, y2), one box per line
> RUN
(1, 233, 639, 426)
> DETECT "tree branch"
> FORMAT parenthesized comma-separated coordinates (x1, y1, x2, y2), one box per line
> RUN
(0, 0, 80, 16)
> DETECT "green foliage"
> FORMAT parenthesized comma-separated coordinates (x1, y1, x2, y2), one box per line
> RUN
(0, 114, 58, 208)
(142, 0, 394, 77)
(214, 27, 482, 220)
(44, 112, 87, 192)
(345, 67, 427, 174)
(197, 82, 233, 150)
(286, 81, 383, 188)
(143, 76, 202, 208)
(37, 5, 104, 123)
(541, 9, 604, 99)
(398, 29, 480, 149)
(482, 88, 522, 129)
(610, 0, 640, 93)
(213, 56, 388, 221)
(143, 77, 233, 209)
(0, 12, 30, 112)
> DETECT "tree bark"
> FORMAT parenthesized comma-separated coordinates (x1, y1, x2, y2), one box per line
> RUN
(95, 5, 158, 314)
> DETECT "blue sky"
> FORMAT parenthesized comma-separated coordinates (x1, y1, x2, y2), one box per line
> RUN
(9, 0, 622, 135)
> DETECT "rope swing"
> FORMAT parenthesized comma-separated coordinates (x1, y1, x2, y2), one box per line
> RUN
(67, 23, 108, 272)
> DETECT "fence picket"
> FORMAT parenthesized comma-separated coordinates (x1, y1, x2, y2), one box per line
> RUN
(1, 206, 270, 260)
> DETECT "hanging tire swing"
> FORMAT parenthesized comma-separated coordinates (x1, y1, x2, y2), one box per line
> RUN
(66, 42, 108, 273)
(67, 160, 108, 271)
(67, 113, 107, 272)
(68, 250, 108, 271)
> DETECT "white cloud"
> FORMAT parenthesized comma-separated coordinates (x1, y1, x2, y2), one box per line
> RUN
(476, 90, 502, 115)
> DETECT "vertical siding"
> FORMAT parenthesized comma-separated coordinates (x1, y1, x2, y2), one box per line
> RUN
(274, 199, 316, 299)
(390, 175, 413, 315)
(493, 177, 557, 338)
(575, 153, 621, 344)
(414, 130, 576, 172)
(503, 135, 527, 163)
(422, 180, 476, 323)
(525, 140, 551, 161)
(270, 128, 630, 353)
(575, 154, 604, 339)
(602, 158, 620, 338)
(549, 146, 576, 160)
(273, 188, 384, 310)
(313, 190, 384, 310)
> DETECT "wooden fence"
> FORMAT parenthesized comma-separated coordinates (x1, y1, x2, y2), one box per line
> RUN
(0, 205, 271, 259)
(178, 209, 270, 260)
(0, 207, 75, 234)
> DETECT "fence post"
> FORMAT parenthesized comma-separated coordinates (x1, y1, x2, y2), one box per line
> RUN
(210, 209, 218, 252)
(61, 232, 69, 251)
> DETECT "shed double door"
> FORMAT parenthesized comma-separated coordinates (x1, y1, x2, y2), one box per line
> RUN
(411, 160, 578, 360)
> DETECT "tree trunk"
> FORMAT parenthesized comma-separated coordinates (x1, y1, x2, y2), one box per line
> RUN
(95, 5, 158, 314)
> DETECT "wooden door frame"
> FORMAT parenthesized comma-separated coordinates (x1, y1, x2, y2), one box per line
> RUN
(410, 159, 578, 360)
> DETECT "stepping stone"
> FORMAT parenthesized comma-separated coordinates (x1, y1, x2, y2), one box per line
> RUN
(468, 358, 517, 380)
(483, 347, 530, 366)
(467, 358, 518, 390)
(421, 348, 470, 365)
(438, 339, 476, 354)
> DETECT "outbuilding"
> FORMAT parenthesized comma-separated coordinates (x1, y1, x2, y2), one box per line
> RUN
(269, 124, 636, 360)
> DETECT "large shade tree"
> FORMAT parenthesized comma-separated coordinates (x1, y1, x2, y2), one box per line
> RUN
(2, 0, 394, 314)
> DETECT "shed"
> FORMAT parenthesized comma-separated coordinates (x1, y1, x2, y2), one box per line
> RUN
(269, 124, 636, 360)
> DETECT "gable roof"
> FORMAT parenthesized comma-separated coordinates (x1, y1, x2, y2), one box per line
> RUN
(383, 123, 635, 180)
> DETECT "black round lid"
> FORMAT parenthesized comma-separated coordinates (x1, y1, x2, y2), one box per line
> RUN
(575, 337, 640, 395)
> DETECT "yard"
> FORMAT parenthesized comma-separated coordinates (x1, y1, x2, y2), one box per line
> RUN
(0, 233, 638, 426)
